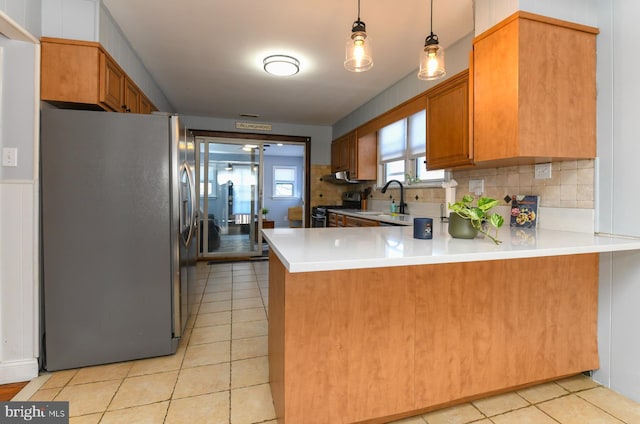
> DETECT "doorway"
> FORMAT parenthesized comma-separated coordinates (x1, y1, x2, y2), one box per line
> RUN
(194, 131, 309, 259)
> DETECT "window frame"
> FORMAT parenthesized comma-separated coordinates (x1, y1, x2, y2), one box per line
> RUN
(378, 111, 448, 188)
(272, 165, 298, 199)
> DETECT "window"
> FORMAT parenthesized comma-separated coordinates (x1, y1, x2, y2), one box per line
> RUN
(273, 166, 297, 198)
(378, 110, 446, 185)
(200, 164, 217, 198)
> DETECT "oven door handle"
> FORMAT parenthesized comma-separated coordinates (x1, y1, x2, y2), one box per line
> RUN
(311, 214, 327, 227)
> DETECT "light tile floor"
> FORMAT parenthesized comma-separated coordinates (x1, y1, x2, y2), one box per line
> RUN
(20, 261, 640, 424)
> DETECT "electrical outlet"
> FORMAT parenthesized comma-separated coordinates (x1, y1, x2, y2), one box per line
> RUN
(2, 147, 18, 167)
(534, 163, 552, 179)
(469, 179, 484, 195)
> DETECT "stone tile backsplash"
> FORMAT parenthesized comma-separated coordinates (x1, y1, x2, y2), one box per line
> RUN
(452, 160, 594, 209)
(368, 159, 595, 209)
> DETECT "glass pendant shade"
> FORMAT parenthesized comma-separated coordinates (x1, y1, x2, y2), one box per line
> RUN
(418, 0, 445, 81)
(417, 42, 445, 80)
(345, 28, 373, 72)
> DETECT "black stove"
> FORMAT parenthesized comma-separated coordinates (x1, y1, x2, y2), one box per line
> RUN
(312, 192, 362, 227)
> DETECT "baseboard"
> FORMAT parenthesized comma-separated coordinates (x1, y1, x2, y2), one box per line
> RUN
(0, 358, 39, 385)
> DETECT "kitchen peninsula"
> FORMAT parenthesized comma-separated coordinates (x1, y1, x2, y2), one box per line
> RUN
(263, 224, 640, 424)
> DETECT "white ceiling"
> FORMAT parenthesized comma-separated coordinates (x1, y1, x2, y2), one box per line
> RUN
(103, 0, 474, 126)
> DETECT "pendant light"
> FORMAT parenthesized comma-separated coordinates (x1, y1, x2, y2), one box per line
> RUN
(344, 0, 373, 72)
(418, 0, 445, 80)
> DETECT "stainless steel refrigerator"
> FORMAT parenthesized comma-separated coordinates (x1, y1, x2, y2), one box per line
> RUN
(40, 109, 197, 371)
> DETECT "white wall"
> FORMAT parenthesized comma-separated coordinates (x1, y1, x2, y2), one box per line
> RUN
(183, 114, 332, 166)
(593, 0, 640, 402)
(0, 0, 41, 38)
(41, 0, 173, 112)
(41, 0, 98, 41)
(474, 0, 598, 35)
(0, 12, 40, 383)
(98, 3, 172, 112)
(332, 32, 473, 139)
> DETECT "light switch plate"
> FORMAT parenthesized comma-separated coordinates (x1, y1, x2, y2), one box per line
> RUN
(2, 147, 18, 167)
(535, 163, 552, 179)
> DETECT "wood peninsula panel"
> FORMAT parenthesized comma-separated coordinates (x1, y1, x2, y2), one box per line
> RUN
(271, 256, 415, 423)
(268, 253, 599, 423)
(414, 254, 599, 406)
(268, 251, 286, 421)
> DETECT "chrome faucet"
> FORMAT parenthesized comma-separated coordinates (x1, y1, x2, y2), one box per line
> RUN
(381, 180, 406, 214)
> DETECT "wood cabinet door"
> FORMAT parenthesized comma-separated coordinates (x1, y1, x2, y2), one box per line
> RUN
(353, 132, 377, 180)
(124, 78, 140, 113)
(345, 216, 380, 227)
(330, 141, 341, 173)
(331, 133, 352, 173)
(41, 40, 101, 106)
(99, 52, 125, 112)
(473, 12, 597, 163)
(426, 70, 472, 170)
(139, 95, 153, 114)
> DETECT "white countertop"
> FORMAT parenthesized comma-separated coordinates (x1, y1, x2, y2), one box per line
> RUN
(262, 221, 640, 273)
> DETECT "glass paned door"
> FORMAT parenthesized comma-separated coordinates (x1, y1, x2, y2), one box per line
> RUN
(197, 139, 262, 258)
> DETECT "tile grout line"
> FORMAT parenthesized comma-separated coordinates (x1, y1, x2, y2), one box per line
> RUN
(158, 268, 210, 423)
(572, 390, 631, 424)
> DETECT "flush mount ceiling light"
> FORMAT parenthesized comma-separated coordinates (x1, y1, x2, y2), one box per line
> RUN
(263, 55, 300, 76)
(242, 144, 258, 152)
(418, 0, 446, 80)
(225, 163, 233, 171)
(344, 0, 373, 72)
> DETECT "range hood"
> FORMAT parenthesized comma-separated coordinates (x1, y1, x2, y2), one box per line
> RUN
(321, 171, 370, 185)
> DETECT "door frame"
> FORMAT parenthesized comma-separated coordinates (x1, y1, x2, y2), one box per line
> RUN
(192, 130, 311, 259)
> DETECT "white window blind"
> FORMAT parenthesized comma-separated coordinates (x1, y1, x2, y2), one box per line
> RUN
(377, 108, 446, 185)
(408, 110, 426, 158)
(379, 119, 406, 162)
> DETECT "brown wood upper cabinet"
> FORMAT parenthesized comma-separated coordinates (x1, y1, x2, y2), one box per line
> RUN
(472, 12, 598, 165)
(330, 130, 376, 180)
(330, 131, 353, 173)
(425, 69, 471, 170)
(41, 37, 157, 114)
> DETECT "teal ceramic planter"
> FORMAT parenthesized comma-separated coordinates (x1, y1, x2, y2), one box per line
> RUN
(448, 213, 478, 239)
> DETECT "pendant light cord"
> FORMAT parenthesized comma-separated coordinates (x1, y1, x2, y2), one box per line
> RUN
(357, 0, 361, 21)
(430, 0, 434, 36)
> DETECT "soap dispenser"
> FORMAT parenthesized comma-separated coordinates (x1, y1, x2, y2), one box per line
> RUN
(390, 200, 397, 214)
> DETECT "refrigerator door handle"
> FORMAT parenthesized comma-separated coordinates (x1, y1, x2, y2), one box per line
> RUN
(186, 164, 197, 245)
(180, 163, 197, 247)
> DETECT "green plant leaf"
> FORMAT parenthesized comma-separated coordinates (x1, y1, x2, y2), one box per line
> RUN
(478, 197, 499, 211)
(461, 194, 474, 204)
(468, 207, 484, 221)
(490, 213, 504, 229)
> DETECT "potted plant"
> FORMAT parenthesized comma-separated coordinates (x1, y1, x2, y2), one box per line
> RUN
(448, 194, 505, 244)
(261, 207, 269, 220)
